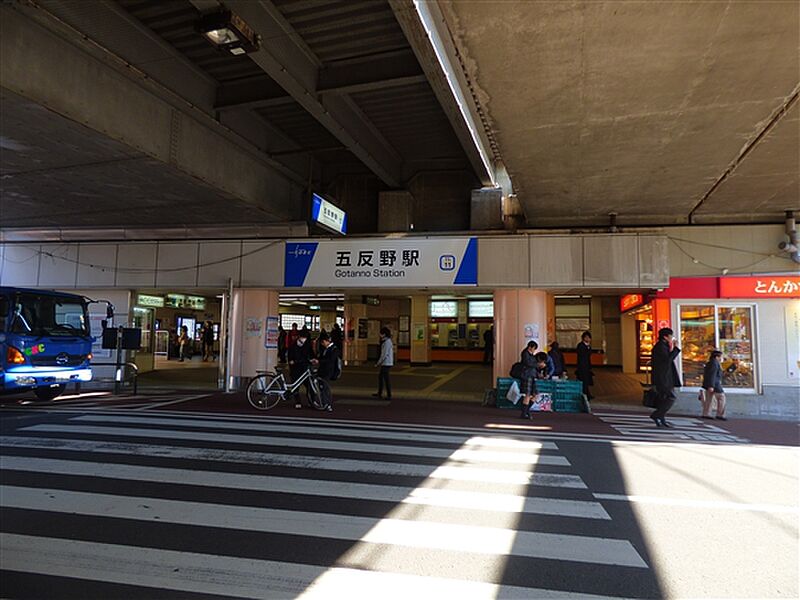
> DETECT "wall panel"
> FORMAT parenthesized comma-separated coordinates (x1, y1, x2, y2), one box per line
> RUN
(240, 241, 284, 287)
(38, 244, 78, 287)
(76, 244, 117, 287)
(584, 236, 638, 286)
(116, 243, 157, 287)
(478, 237, 528, 287)
(198, 242, 242, 287)
(156, 243, 198, 287)
(1, 245, 40, 286)
(530, 236, 583, 286)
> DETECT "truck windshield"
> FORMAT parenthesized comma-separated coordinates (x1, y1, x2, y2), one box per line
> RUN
(10, 293, 89, 337)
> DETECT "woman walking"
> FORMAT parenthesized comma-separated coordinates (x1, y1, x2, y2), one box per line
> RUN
(702, 350, 727, 420)
(177, 325, 189, 362)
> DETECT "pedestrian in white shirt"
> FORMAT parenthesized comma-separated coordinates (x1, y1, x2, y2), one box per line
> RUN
(373, 327, 394, 401)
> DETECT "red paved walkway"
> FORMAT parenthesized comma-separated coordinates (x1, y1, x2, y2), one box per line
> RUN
(165, 392, 799, 447)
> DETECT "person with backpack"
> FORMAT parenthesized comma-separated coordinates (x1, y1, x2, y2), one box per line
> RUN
(548, 341, 565, 378)
(314, 332, 340, 411)
(316, 332, 341, 381)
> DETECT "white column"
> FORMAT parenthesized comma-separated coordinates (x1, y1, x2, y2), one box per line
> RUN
(493, 289, 550, 383)
(229, 289, 280, 389)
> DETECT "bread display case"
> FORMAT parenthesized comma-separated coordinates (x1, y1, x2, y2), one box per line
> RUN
(636, 318, 654, 372)
(678, 304, 755, 389)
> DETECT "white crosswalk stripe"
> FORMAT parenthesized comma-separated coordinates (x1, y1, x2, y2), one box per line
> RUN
(29, 394, 211, 410)
(1, 411, 651, 598)
(1, 534, 622, 600)
(593, 412, 749, 443)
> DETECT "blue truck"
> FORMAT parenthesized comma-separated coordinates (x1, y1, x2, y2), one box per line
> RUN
(0, 287, 113, 401)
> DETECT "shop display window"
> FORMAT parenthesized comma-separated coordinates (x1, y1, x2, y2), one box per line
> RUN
(678, 304, 755, 389)
(636, 318, 654, 372)
(555, 301, 590, 349)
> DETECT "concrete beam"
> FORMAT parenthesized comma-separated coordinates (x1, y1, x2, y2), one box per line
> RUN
(0, 3, 306, 218)
(215, 50, 426, 112)
(204, 0, 404, 187)
(390, 0, 496, 187)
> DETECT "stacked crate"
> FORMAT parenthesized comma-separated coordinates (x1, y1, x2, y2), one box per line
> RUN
(494, 378, 587, 412)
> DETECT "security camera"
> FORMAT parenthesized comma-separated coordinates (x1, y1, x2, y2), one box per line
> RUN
(779, 240, 798, 253)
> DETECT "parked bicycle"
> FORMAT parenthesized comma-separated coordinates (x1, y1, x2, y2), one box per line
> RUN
(247, 365, 332, 411)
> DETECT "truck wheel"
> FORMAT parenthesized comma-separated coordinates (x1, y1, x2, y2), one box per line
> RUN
(34, 384, 66, 402)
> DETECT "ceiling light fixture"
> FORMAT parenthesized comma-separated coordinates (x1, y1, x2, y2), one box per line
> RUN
(197, 10, 260, 55)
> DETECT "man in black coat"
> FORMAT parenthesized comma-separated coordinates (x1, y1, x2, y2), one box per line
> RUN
(288, 329, 314, 409)
(483, 326, 494, 364)
(518, 341, 539, 420)
(575, 331, 594, 399)
(650, 327, 682, 428)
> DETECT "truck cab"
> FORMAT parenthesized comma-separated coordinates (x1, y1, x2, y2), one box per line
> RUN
(1, 287, 95, 401)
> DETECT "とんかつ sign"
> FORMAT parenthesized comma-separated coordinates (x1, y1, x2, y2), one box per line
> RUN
(720, 276, 800, 298)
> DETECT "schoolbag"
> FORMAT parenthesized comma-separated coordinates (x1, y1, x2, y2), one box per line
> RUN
(510, 362, 524, 379)
(331, 352, 343, 381)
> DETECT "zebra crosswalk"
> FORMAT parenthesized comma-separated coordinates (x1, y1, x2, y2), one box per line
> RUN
(594, 412, 749, 443)
(0, 410, 660, 598)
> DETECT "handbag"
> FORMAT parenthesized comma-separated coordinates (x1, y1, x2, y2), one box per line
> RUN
(642, 388, 658, 408)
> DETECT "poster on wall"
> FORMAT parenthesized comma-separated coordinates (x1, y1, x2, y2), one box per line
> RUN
(89, 314, 113, 358)
(523, 323, 540, 344)
(414, 323, 426, 341)
(399, 316, 410, 332)
(398, 331, 410, 345)
(264, 316, 279, 349)
(245, 317, 263, 338)
(357, 318, 368, 339)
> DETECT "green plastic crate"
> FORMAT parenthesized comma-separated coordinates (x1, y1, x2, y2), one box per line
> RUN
(495, 377, 520, 409)
(495, 377, 587, 412)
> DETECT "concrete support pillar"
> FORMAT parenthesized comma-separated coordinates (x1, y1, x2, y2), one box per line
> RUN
(493, 289, 551, 383)
(229, 289, 279, 389)
(344, 300, 367, 364)
(410, 295, 431, 365)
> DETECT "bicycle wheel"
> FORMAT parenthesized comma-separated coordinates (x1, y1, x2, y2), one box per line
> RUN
(310, 379, 332, 411)
(247, 374, 283, 410)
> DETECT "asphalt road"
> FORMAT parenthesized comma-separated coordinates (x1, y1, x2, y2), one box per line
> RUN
(1, 403, 797, 599)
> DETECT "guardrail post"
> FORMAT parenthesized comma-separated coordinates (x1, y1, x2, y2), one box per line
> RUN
(114, 326, 123, 395)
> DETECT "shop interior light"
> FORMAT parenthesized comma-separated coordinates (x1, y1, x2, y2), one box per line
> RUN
(197, 10, 260, 55)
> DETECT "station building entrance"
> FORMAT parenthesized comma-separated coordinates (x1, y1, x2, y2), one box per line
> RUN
(128, 290, 224, 390)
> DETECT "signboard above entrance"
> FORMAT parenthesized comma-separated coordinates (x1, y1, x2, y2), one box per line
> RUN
(620, 294, 645, 312)
(284, 237, 478, 287)
(311, 193, 347, 235)
(720, 276, 800, 298)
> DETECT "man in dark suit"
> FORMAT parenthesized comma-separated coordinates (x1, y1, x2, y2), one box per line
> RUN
(650, 327, 682, 428)
(575, 331, 594, 399)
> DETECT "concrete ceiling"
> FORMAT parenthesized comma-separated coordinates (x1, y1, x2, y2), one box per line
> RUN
(0, 90, 282, 228)
(439, 0, 800, 226)
(2, 0, 797, 233)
